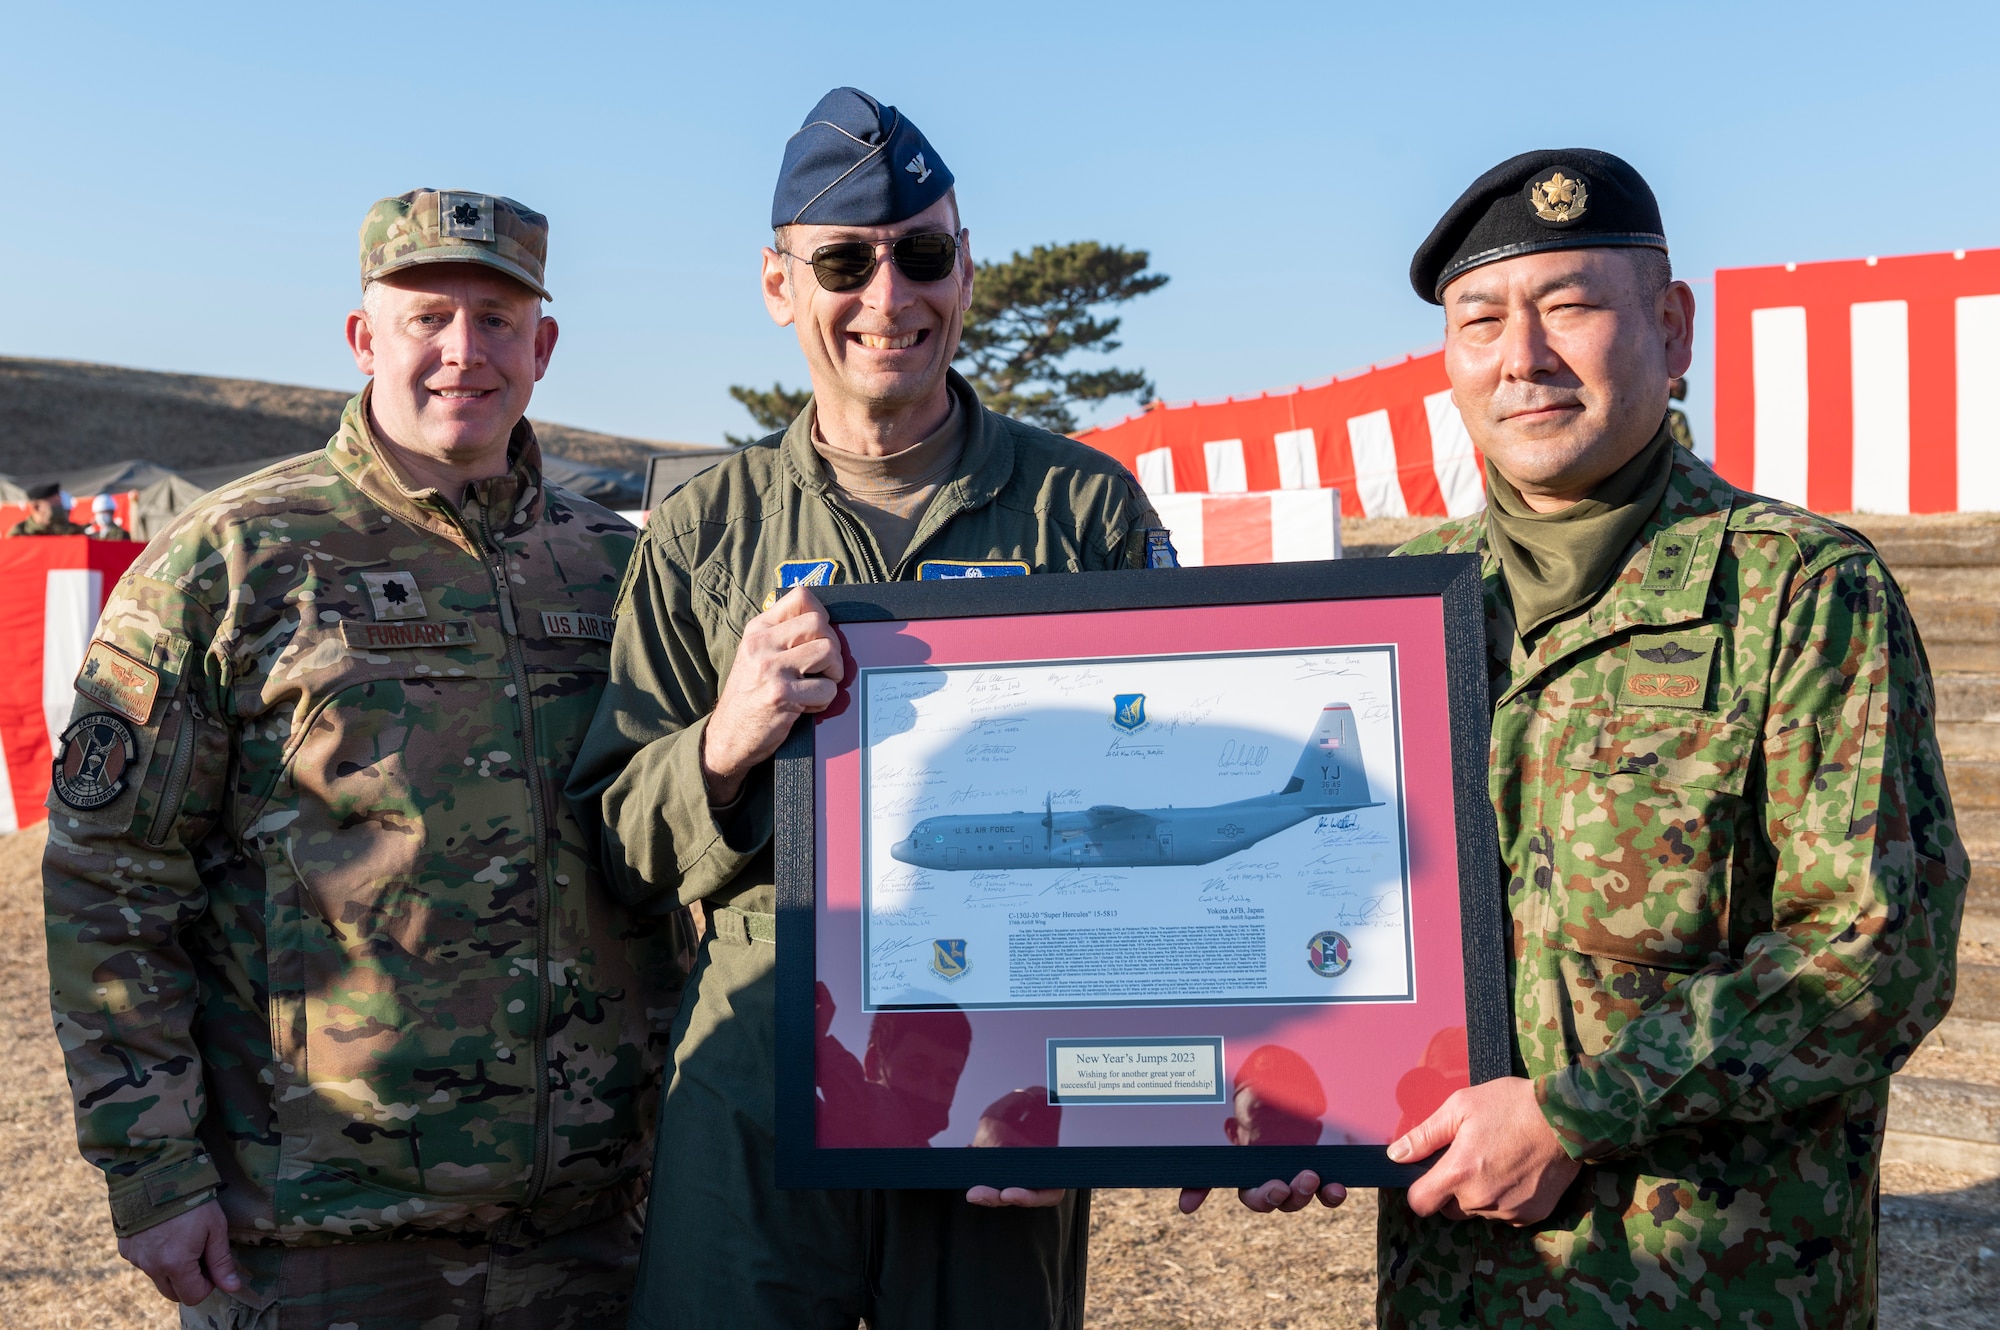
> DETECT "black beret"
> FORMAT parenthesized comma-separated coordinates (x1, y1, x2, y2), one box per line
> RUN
(772, 87, 954, 229)
(1410, 148, 1666, 304)
(23, 481, 61, 501)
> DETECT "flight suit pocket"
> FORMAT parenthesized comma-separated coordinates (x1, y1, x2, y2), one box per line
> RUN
(1546, 711, 1757, 972)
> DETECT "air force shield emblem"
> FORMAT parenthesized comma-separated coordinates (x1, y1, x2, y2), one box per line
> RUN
(931, 938, 970, 981)
(1112, 693, 1147, 732)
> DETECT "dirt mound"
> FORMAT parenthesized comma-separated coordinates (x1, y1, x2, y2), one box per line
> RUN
(0, 355, 703, 480)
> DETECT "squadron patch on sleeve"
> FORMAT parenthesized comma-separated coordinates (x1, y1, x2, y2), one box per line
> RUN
(74, 640, 161, 724)
(52, 713, 138, 810)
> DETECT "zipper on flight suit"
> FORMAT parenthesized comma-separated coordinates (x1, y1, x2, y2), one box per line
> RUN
(462, 494, 555, 1212)
(822, 501, 890, 584)
(819, 476, 980, 586)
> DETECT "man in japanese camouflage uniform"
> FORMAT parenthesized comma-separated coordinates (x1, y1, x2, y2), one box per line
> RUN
(41, 187, 689, 1328)
(1208, 149, 1967, 1327)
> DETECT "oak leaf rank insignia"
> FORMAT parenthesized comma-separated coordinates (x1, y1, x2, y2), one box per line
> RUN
(362, 570, 428, 622)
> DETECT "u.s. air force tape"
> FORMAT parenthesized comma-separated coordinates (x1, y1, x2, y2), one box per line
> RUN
(52, 712, 138, 810)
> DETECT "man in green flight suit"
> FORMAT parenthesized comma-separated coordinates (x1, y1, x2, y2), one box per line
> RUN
(1193, 148, 1966, 1326)
(566, 88, 1171, 1329)
(43, 188, 687, 1327)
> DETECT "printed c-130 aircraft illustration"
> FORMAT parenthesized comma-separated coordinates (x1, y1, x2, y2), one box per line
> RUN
(889, 704, 1381, 870)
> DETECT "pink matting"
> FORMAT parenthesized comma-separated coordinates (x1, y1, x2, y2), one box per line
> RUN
(812, 597, 1470, 1149)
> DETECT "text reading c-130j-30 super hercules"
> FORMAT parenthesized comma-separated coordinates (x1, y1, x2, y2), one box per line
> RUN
(858, 646, 1415, 1012)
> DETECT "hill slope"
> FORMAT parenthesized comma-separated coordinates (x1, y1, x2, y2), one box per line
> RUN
(0, 355, 702, 478)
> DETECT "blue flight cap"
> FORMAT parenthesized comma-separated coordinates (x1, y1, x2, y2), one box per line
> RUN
(771, 87, 955, 229)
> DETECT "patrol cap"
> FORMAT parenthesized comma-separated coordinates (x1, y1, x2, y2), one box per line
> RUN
(24, 481, 60, 501)
(1410, 148, 1666, 304)
(772, 87, 954, 229)
(359, 188, 552, 300)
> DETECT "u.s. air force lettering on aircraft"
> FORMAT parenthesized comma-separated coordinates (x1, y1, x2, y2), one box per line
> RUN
(891, 704, 1378, 872)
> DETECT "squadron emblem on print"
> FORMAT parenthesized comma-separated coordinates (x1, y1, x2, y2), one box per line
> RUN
(52, 713, 138, 810)
(1307, 930, 1351, 978)
(1110, 693, 1148, 733)
(931, 938, 971, 981)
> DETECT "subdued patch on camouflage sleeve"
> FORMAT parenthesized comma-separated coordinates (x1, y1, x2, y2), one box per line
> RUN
(109, 1153, 224, 1237)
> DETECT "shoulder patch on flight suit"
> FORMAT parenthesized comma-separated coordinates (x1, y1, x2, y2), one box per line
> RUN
(75, 640, 162, 724)
(763, 559, 841, 610)
(1617, 633, 1718, 710)
(361, 570, 427, 622)
(916, 560, 1029, 580)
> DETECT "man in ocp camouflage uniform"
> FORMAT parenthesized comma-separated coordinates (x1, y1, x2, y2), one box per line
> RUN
(43, 188, 687, 1328)
(1364, 151, 1964, 1325)
(566, 88, 1172, 1329)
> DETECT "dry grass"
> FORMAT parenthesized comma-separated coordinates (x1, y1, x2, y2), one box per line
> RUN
(4, 820, 1995, 1328)
(1086, 1189, 1376, 1329)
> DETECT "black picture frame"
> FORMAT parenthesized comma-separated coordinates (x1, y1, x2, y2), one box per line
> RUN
(774, 553, 1504, 1190)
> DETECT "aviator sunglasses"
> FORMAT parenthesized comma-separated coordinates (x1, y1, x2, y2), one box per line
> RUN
(780, 232, 961, 293)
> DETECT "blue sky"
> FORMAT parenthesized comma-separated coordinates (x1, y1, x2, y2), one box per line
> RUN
(3, 2, 1995, 450)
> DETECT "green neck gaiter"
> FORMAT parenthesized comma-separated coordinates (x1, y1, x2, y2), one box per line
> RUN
(1482, 419, 1676, 638)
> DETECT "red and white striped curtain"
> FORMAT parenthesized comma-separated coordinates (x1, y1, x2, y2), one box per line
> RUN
(1074, 352, 1484, 519)
(0, 537, 147, 831)
(1714, 246, 2000, 513)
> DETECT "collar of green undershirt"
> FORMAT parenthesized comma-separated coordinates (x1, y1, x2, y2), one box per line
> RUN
(1481, 417, 1676, 640)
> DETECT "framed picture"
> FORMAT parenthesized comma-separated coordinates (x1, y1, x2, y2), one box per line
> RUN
(774, 555, 1505, 1189)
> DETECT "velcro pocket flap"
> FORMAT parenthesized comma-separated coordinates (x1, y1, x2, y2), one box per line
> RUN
(1564, 713, 1758, 796)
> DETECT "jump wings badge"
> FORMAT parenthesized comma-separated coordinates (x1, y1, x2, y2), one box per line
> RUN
(1112, 693, 1147, 733)
(1528, 170, 1589, 224)
(931, 938, 970, 981)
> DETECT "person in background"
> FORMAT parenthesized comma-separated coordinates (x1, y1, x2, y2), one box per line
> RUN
(83, 493, 132, 540)
(7, 481, 86, 535)
(1667, 374, 1696, 450)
